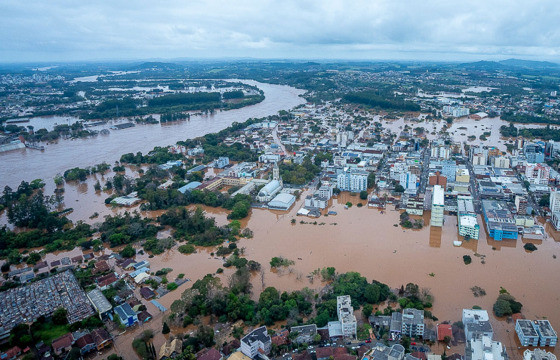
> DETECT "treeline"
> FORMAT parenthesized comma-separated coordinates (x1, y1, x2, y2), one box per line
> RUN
(64, 163, 111, 181)
(502, 111, 560, 125)
(160, 112, 190, 123)
(149, 92, 221, 107)
(120, 147, 184, 165)
(344, 91, 421, 111)
(501, 123, 560, 141)
(222, 90, 244, 99)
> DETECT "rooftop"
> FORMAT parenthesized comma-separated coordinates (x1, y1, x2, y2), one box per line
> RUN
(517, 320, 538, 337)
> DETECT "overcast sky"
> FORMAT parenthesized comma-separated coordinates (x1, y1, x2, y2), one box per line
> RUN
(1, 0, 559, 63)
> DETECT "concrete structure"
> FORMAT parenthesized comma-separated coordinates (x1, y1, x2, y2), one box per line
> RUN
(337, 168, 368, 192)
(457, 196, 480, 240)
(492, 156, 511, 169)
(465, 334, 507, 360)
(535, 320, 558, 347)
(516, 320, 539, 347)
(291, 324, 317, 344)
(178, 181, 202, 194)
(525, 163, 550, 185)
(215, 157, 230, 169)
(463, 309, 493, 342)
(524, 143, 545, 164)
(257, 180, 282, 202)
(550, 190, 560, 213)
(86, 289, 112, 320)
(362, 343, 405, 360)
(336, 295, 357, 339)
(431, 185, 444, 227)
(400, 172, 418, 194)
(482, 200, 518, 241)
(268, 193, 296, 210)
(401, 308, 424, 338)
(240, 326, 271, 359)
(523, 349, 557, 360)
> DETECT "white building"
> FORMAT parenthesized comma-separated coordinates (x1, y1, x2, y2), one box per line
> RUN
(491, 156, 511, 169)
(466, 334, 507, 360)
(257, 180, 282, 202)
(336, 295, 357, 339)
(337, 168, 368, 192)
(240, 326, 271, 359)
(550, 190, 560, 213)
(430, 185, 445, 227)
(458, 196, 480, 240)
(524, 348, 557, 360)
(525, 163, 550, 185)
(462, 309, 493, 341)
(399, 172, 418, 194)
(431, 146, 451, 160)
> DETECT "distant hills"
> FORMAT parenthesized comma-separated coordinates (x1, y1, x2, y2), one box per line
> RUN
(460, 58, 559, 70)
(128, 61, 184, 71)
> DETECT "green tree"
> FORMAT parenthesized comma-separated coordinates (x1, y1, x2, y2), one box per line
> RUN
(162, 322, 170, 334)
(119, 245, 136, 258)
(52, 307, 68, 325)
(359, 191, 368, 200)
(363, 304, 373, 319)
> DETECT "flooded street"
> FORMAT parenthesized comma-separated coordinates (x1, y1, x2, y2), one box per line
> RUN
(0, 81, 305, 188)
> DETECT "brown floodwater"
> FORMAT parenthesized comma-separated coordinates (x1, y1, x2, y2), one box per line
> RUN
(0, 81, 305, 188)
(134, 191, 560, 360)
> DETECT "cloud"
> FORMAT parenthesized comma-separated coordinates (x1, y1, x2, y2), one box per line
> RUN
(0, 0, 559, 62)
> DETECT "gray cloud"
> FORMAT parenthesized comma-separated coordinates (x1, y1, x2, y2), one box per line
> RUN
(1, 0, 559, 62)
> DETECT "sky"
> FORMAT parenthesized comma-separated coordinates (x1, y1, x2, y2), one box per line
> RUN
(1, 0, 559, 63)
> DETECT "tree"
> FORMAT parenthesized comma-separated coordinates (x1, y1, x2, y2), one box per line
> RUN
(162, 322, 170, 334)
(52, 307, 68, 325)
(493, 299, 511, 317)
(363, 304, 373, 319)
(394, 184, 405, 193)
(359, 191, 368, 200)
(119, 245, 136, 258)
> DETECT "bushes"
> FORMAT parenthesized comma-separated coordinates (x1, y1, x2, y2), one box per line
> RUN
(524, 243, 537, 252)
(493, 292, 523, 317)
(270, 256, 294, 268)
(463, 255, 472, 265)
(178, 244, 196, 254)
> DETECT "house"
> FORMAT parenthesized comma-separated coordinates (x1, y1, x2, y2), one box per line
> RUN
(75, 333, 96, 355)
(51, 333, 73, 355)
(196, 348, 223, 360)
(114, 303, 138, 327)
(140, 287, 156, 300)
(159, 338, 183, 360)
(240, 326, 271, 359)
(336, 295, 357, 339)
(93, 260, 110, 274)
(91, 328, 112, 350)
(138, 310, 153, 323)
(0, 346, 21, 360)
(437, 324, 453, 342)
(96, 273, 119, 290)
(271, 329, 289, 346)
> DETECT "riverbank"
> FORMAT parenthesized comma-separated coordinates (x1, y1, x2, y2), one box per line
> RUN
(0, 81, 305, 188)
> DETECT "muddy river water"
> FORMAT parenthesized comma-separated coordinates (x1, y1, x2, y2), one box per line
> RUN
(0, 80, 305, 188)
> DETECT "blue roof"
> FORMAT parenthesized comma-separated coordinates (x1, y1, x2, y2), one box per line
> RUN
(115, 303, 135, 319)
(178, 181, 202, 194)
(130, 267, 149, 278)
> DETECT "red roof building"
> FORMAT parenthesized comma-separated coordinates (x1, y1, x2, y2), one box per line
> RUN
(437, 324, 453, 342)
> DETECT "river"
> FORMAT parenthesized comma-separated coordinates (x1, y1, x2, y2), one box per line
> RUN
(0, 80, 305, 188)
